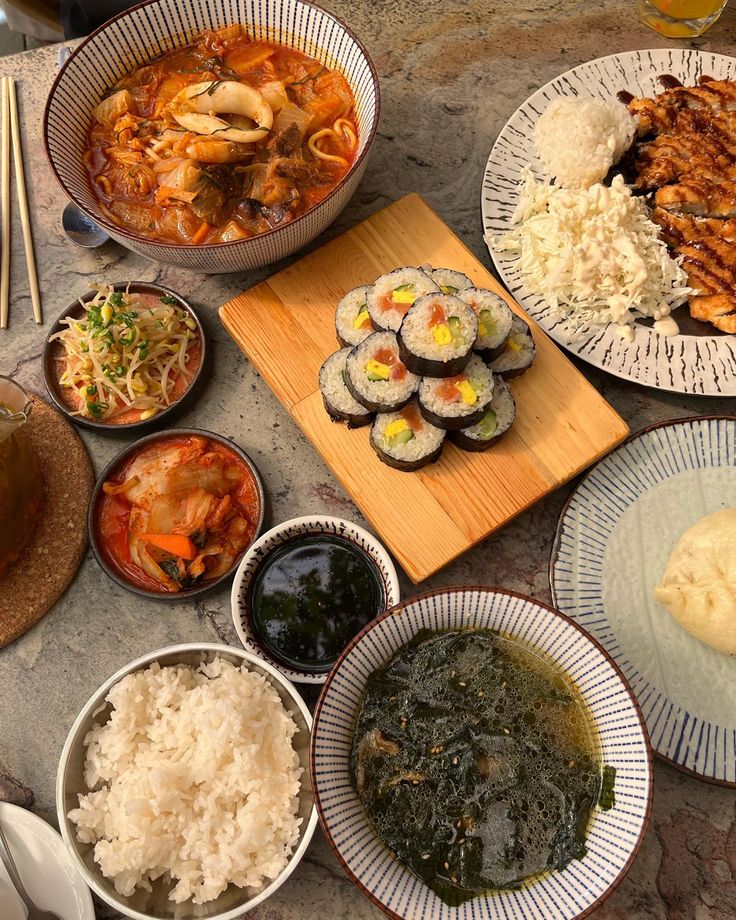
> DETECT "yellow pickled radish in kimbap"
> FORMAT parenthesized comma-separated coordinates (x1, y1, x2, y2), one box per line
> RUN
(319, 349, 373, 427)
(489, 315, 536, 379)
(345, 331, 420, 413)
(335, 284, 376, 347)
(418, 355, 494, 430)
(459, 288, 514, 360)
(450, 375, 517, 451)
(370, 401, 445, 471)
(366, 267, 440, 332)
(397, 293, 478, 377)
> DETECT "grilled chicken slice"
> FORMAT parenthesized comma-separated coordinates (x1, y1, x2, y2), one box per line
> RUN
(676, 236, 736, 331)
(629, 79, 736, 134)
(653, 208, 736, 247)
(655, 178, 736, 218)
(689, 294, 736, 333)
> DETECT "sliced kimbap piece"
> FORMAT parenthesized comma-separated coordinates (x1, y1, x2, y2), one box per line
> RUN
(488, 315, 536, 379)
(459, 288, 513, 360)
(397, 292, 478, 377)
(428, 267, 474, 295)
(345, 331, 420, 413)
(449, 375, 516, 451)
(319, 349, 373, 427)
(335, 284, 375, 347)
(370, 401, 445, 472)
(366, 267, 439, 332)
(418, 355, 494, 430)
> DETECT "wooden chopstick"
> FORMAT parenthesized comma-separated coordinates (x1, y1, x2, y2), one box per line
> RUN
(0, 78, 10, 330)
(7, 77, 41, 325)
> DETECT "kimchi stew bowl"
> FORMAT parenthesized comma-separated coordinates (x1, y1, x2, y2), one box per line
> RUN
(44, 0, 380, 274)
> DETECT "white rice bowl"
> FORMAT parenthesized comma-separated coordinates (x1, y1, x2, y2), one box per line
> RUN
(68, 657, 303, 906)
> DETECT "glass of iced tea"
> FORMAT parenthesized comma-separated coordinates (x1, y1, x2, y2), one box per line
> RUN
(639, 0, 727, 36)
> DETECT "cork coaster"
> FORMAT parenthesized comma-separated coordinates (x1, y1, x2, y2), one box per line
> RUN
(0, 396, 93, 647)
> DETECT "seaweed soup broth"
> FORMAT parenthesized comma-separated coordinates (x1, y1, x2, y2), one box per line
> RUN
(351, 629, 605, 904)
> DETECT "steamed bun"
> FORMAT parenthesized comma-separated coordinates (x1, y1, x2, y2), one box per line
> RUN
(654, 509, 736, 656)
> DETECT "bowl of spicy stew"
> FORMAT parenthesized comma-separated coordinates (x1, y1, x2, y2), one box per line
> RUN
(44, 1, 380, 273)
(89, 429, 266, 600)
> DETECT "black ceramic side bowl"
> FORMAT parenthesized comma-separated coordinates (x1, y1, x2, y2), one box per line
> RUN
(88, 428, 266, 602)
(43, 282, 207, 434)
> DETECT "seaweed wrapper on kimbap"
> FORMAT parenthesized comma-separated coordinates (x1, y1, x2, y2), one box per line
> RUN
(489, 315, 536, 379)
(345, 331, 420, 413)
(450, 375, 516, 451)
(335, 285, 375, 347)
(398, 293, 478, 377)
(366, 268, 440, 332)
(319, 349, 373, 427)
(418, 355, 494, 430)
(371, 402, 445, 471)
(459, 288, 513, 360)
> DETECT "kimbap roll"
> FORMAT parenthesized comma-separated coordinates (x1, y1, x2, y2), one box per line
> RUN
(427, 267, 474, 295)
(450, 376, 516, 451)
(370, 402, 445, 472)
(335, 285, 375, 347)
(319, 349, 373, 427)
(418, 355, 494, 430)
(366, 267, 439, 332)
(459, 288, 513, 360)
(345, 331, 420, 413)
(489, 315, 536, 379)
(397, 293, 478, 377)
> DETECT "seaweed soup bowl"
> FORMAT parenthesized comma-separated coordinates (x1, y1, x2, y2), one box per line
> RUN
(44, 0, 380, 274)
(311, 588, 653, 920)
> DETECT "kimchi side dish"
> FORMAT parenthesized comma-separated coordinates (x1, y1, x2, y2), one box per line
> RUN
(84, 24, 359, 245)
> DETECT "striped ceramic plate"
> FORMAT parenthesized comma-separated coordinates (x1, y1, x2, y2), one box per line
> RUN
(311, 588, 652, 920)
(44, 0, 380, 274)
(482, 49, 736, 397)
(551, 416, 736, 785)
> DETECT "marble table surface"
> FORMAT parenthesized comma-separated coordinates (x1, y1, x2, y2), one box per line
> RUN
(1, 1, 736, 917)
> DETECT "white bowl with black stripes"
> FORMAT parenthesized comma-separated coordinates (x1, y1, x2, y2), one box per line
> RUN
(44, 0, 380, 274)
(311, 587, 652, 920)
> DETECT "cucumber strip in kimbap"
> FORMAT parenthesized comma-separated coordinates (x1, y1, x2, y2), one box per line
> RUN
(345, 331, 420, 413)
(488, 315, 536, 379)
(366, 267, 439, 332)
(418, 355, 494, 430)
(335, 284, 375, 347)
(397, 293, 478, 377)
(450, 375, 516, 451)
(370, 401, 445, 472)
(319, 349, 373, 427)
(428, 267, 474, 295)
(459, 288, 513, 360)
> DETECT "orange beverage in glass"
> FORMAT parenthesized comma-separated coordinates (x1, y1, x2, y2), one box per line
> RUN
(639, 0, 727, 36)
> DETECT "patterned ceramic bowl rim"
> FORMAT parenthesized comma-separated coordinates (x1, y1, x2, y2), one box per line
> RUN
(42, 281, 206, 433)
(42, 0, 381, 253)
(311, 586, 653, 920)
(549, 414, 736, 789)
(88, 428, 266, 601)
(56, 641, 318, 920)
(231, 515, 400, 684)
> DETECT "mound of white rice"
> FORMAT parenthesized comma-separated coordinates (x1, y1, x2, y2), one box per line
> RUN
(68, 657, 303, 905)
(534, 97, 636, 189)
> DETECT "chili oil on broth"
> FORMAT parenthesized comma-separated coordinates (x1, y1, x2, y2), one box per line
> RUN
(350, 629, 607, 905)
(84, 24, 359, 246)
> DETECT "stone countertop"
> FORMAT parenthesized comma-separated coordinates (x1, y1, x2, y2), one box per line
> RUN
(1, 2, 736, 917)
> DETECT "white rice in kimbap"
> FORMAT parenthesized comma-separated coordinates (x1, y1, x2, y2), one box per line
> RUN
(335, 284, 375, 347)
(450, 375, 516, 451)
(345, 331, 420, 413)
(370, 402, 445, 471)
(397, 293, 478, 377)
(319, 349, 373, 427)
(418, 355, 494, 430)
(489, 315, 536, 379)
(459, 288, 513, 359)
(366, 267, 439, 332)
(427, 267, 474, 295)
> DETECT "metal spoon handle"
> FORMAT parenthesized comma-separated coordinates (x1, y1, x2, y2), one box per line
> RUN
(0, 819, 31, 906)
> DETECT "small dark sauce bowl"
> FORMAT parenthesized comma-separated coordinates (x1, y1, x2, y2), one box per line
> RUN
(43, 282, 207, 435)
(230, 516, 400, 684)
(88, 428, 266, 602)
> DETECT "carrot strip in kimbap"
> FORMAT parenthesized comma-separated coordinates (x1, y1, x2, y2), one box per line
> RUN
(345, 331, 420, 413)
(427, 266, 474, 295)
(449, 375, 516, 451)
(366, 267, 439, 332)
(418, 355, 494, 430)
(397, 293, 478, 377)
(319, 349, 373, 427)
(489, 315, 536, 379)
(335, 285, 375, 347)
(370, 401, 445, 471)
(459, 288, 514, 360)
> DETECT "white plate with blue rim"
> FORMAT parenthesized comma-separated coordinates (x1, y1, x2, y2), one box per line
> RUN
(551, 415, 736, 786)
(311, 587, 652, 920)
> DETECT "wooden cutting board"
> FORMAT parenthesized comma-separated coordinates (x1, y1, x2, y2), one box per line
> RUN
(220, 194, 629, 583)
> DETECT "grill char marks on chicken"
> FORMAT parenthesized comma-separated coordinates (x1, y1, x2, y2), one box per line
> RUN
(626, 76, 736, 332)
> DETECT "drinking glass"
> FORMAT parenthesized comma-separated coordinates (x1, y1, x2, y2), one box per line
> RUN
(639, 0, 727, 37)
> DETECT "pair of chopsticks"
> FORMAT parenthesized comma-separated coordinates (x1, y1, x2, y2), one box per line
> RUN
(1, 77, 42, 329)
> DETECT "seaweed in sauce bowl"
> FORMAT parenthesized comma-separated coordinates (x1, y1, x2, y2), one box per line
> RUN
(350, 629, 609, 904)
